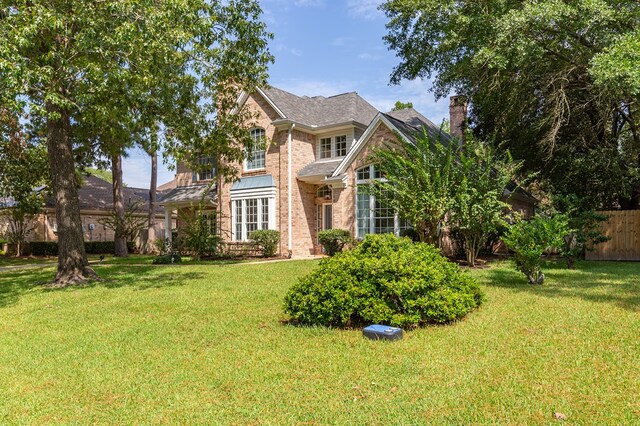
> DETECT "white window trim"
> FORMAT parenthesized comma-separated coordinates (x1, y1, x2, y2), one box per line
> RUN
(355, 164, 402, 239)
(317, 133, 351, 160)
(245, 127, 267, 172)
(196, 157, 216, 181)
(230, 187, 276, 241)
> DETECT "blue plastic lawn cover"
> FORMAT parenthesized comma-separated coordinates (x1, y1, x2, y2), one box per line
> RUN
(363, 324, 403, 341)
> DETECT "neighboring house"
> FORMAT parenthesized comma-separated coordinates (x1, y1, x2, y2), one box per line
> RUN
(0, 175, 173, 249)
(159, 86, 535, 257)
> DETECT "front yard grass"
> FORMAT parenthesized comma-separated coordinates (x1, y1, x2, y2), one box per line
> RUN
(0, 260, 638, 424)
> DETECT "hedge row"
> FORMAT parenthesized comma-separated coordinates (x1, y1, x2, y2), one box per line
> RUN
(29, 241, 136, 256)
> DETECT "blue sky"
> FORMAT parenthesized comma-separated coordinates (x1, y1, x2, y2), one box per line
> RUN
(122, 0, 450, 188)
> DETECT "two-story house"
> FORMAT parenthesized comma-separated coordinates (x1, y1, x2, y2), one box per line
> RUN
(158, 86, 535, 257)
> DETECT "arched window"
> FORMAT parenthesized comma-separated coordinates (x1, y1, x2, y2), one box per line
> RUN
(355, 165, 409, 239)
(317, 185, 332, 200)
(246, 128, 266, 170)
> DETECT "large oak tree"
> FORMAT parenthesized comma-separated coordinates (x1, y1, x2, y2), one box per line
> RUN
(382, 0, 640, 209)
(0, 0, 272, 284)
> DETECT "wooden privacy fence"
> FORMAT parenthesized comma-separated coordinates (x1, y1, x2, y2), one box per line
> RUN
(586, 210, 640, 261)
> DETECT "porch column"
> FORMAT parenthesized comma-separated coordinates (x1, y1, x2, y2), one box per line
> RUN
(164, 205, 172, 244)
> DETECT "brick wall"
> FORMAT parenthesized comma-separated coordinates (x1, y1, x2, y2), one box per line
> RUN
(332, 122, 399, 236)
(19, 209, 169, 245)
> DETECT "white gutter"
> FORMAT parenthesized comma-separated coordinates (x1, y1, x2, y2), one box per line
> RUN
(287, 124, 295, 254)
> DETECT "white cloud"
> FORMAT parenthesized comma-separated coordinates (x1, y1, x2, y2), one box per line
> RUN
(347, 0, 384, 20)
(331, 37, 354, 47)
(357, 52, 383, 60)
(274, 43, 303, 57)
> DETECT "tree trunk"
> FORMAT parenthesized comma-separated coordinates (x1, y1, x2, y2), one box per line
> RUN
(46, 103, 97, 285)
(145, 149, 157, 254)
(111, 152, 128, 257)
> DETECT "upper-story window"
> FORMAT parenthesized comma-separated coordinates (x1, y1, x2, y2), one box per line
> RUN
(320, 138, 332, 159)
(319, 134, 348, 159)
(336, 135, 347, 157)
(193, 156, 216, 182)
(246, 127, 266, 170)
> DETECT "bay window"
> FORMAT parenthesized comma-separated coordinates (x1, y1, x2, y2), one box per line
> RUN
(232, 197, 275, 241)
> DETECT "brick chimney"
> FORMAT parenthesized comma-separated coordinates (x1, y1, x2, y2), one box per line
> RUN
(449, 95, 468, 145)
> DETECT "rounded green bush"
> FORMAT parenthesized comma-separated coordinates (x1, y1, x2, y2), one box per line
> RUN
(283, 234, 484, 328)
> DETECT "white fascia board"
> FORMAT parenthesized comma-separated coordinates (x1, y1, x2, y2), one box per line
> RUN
(331, 114, 410, 177)
(323, 174, 347, 189)
(231, 91, 250, 115)
(229, 186, 277, 200)
(231, 88, 287, 120)
(256, 88, 287, 119)
(271, 120, 364, 135)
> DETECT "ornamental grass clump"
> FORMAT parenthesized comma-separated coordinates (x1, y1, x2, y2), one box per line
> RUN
(283, 234, 484, 328)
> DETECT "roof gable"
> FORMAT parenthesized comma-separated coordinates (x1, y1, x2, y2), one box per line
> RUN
(332, 113, 411, 177)
(258, 86, 378, 128)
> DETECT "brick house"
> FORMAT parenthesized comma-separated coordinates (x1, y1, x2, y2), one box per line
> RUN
(158, 86, 535, 257)
(0, 174, 171, 249)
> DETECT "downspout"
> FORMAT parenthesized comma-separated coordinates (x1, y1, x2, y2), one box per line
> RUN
(287, 123, 295, 257)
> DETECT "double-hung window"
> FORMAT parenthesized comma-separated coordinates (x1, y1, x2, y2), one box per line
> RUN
(319, 134, 348, 159)
(246, 128, 266, 170)
(193, 156, 216, 181)
(355, 164, 409, 239)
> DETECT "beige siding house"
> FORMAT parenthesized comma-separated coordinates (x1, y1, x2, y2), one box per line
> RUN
(159, 86, 535, 257)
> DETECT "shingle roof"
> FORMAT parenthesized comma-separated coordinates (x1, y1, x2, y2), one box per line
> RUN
(385, 108, 451, 144)
(157, 184, 215, 205)
(298, 160, 342, 178)
(262, 87, 378, 128)
(44, 175, 166, 213)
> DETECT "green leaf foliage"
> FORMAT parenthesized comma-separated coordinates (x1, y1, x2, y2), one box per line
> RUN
(317, 229, 353, 256)
(502, 215, 569, 284)
(367, 131, 457, 246)
(368, 132, 520, 265)
(0, 0, 273, 281)
(382, 0, 640, 209)
(249, 229, 280, 258)
(283, 234, 484, 328)
(449, 139, 521, 266)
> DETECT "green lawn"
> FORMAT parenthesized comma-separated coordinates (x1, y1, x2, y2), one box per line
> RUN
(0, 260, 638, 424)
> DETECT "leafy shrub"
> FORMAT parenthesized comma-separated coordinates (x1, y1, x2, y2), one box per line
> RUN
(29, 241, 58, 256)
(152, 254, 182, 264)
(249, 229, 280, 257)
(283, 234, 484, 328)
(502, 215, 568, 284)
(178, 212, 224, 259)
(317, 229, 353, 256)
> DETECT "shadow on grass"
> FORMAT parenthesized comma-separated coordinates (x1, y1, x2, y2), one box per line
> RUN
(482, 261, 640, 312)
(0, 265, 207, 309)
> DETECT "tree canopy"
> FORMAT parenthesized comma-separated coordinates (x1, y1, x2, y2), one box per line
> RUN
(382, 0, 640, 209)
(0, 0, 272, 284)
